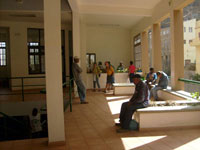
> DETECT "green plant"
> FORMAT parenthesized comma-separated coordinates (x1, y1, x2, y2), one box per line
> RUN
(191, 92, 200, 100)
(191, 73, 200, 81)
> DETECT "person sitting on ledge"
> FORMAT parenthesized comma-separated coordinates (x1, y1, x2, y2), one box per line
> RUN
(150, 71, 168, 101)
(115, 74, 149, 133)
(146, 67, 157, 89)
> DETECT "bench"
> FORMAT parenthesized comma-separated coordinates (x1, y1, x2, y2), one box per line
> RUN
(113, 83, 135, 95)
(157, 89, 188, 101)
(134, 100, 200, 131)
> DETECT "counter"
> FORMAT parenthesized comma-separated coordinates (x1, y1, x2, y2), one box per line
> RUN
(86, 73, 130, 89)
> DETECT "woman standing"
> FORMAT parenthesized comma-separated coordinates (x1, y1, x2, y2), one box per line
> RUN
(104, 61, 115, 93)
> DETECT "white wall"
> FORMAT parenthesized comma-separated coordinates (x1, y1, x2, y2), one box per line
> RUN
(85, 25, 132, 69)
(0, 21, 71, 90)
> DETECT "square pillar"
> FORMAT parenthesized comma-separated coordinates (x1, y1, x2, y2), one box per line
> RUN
(141, 31, 149, 76)
(170, 10, 184, 90)
(152, 23, 162, 71)
(44, 0, 65, 143)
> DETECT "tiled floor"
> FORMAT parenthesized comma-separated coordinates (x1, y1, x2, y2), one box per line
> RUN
(1, 91, 200, 150)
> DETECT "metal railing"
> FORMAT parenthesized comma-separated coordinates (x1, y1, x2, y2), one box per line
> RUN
(178, 78, 200, 85)
(0, 76, 45, 101)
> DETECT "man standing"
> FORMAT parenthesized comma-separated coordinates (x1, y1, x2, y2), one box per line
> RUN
(151, 71, 168, 101)
(72, 56, 88, 104)
(116, 74, 149, 132)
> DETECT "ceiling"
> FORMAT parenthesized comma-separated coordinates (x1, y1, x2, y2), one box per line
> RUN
(0, 0, 72, 24)
(0, 0, 162, 28)
(73, 0, 162, 28)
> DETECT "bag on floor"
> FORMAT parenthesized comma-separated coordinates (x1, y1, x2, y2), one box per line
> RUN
(129, 119, 139, 130)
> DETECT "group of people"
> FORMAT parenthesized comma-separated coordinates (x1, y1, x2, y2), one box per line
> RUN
(116, 68, 169, 132)
(72, 56, 169, 133)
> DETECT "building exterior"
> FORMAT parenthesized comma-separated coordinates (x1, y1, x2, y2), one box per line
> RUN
(190, 20, 200, 74)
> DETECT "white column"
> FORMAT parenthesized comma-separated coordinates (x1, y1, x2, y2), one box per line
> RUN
(152, 23, 162, 71)
(141, 31, 149, 76)
(72, 12, 81, 59)
(44, 0, 65, 143)
(170, 10, 184, 90)
(80, 22, 87, 86)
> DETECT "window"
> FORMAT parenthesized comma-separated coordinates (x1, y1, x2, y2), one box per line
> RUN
(0, 42, 6, 66)
(184, 40, 186, 44)
(189, 27, 193, 32)
(27, 29, 65, 74)
(161, 17, 171, 76)
(189, 40, 192, 43)
(86, 53, 96, 73)
(184, 27, 186, 32)
(28, 29, 45, 74)
(134, 34, 142, 69)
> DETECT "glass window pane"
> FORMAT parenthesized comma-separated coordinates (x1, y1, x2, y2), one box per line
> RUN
(161, 17, 171, 77)
(30, 49, 34, 53)
(30, 55, 34, 65)
(35, 49, 39, 53)
(2, 49, 5, 55)
(90, 55, 95, 64)
(35, 55, 39, 64)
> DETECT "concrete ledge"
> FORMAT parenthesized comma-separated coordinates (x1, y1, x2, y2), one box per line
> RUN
(113, 83, 135, 95)
(157, 89, 188, 100)
(135, 103, 200, 130)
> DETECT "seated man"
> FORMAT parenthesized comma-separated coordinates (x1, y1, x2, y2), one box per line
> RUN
(146, 67, 157, 89)
(116, 74, 149, 133)
(151, 71, 169, 101)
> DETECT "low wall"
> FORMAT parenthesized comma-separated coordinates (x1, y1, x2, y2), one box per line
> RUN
(135, 102, 200, 131)
(86, 73, 130, 89)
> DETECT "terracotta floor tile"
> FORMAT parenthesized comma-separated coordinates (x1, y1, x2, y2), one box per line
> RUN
(2, 91, 200, 150)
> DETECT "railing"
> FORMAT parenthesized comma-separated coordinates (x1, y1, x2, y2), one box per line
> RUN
(0, 76, 45, 101)
(64, 78, 74, 112)
(178, 78, 200, 85)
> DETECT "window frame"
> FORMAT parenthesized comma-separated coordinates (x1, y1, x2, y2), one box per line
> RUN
(27, 28, 45, 74)
(0, 41, 7, 67)
(86, 53, 96, 73)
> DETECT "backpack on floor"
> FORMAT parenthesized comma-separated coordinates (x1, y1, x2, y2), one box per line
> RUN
(129, 119, 139, 130)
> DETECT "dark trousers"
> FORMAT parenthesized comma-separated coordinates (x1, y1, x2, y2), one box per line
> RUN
(119, 102, 145, 129)
(129, 73, 135, 83)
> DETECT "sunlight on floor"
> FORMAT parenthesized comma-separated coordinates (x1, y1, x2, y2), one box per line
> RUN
(108, 99, 129, 115)
(121, 136, 167, 149)
(174, 137, 200, 150)
(106, 96, 130, 101)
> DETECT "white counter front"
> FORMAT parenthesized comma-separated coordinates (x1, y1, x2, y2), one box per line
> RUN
(86, 73, 130, 89)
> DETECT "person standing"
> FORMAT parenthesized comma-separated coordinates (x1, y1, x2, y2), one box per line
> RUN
(151, 71, 168, 101)
(128, 61, 136, 83)
(104, 61, 115, 93)
(72, 56, 88, 104)
(116, 74, 149, 132)
(92, 62, 101, 91)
